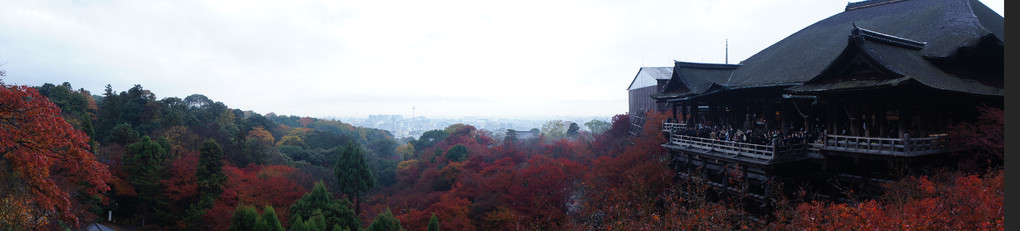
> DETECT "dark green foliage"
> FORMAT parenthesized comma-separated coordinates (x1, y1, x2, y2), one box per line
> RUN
(229, 204, 259, 231)
(306, 212, 327, 231)
(418, 130, 448, 148)
(444, 145, 468, 162)
(289, 182, 360, 231)
(106, 123, 140, 146)
(80, 112, 95, 139)
(197, 139, 226, 198)
(185, 139, 227, 226)
(290, 217, 307, 231)
(368, 138, 398, 158)
(238, 137, 269, 167)
(335, 142, 374, 214)
(567, 122, 580, 137)
(373, 158, 399, 188)
(39, 82, 90, 116)
(254, 205, 285, 231)
(289, 212, 328, 231)
(124, 136, 172, 223)
(368, 208, 403, 231)
(427, 213, 439, 231)
(281, 145, 315, 163)
(414, 130, 448, 150)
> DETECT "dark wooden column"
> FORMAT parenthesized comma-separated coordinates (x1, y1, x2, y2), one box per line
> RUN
(877, 106, 887, 138)
(671, 102, 678, 122)
(898, 106, 909, 138)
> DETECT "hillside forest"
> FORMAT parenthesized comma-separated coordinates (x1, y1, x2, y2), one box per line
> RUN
(1, 80, 1004, 230)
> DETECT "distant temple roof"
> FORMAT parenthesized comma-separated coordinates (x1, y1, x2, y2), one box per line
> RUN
(627, 67, 673, 90)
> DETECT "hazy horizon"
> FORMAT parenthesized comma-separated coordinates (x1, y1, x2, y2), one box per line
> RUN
(1, 0, 1004, 118)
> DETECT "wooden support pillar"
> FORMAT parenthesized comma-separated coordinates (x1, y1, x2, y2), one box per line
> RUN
(829, 104, 838, 135)
(692, 103, 698, 125)
(671, 103, 678, 122)
(898, 106, 909, 138)
(877, 106, 887, 138)
(919, 107, 930, 137)
(863, 106, 871, 137)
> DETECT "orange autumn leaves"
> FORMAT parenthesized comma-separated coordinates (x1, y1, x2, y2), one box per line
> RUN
(1, 81, 112, 228)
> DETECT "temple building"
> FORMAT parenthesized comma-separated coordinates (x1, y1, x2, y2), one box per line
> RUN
(645, 0, 1003, 209)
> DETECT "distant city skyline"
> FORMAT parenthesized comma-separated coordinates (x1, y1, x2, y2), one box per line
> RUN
(0, 0, 1003, 118)
(340, 113, 613, 139)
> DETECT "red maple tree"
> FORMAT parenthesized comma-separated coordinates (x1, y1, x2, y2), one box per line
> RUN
(1, 80, 112, 228)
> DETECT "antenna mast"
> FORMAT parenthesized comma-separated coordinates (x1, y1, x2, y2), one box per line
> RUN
(725, 39, 729, 64)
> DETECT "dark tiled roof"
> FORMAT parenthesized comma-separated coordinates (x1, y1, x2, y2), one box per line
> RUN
(788, 27, 1003, 96)
(724, 0, 1003, 89)
(652, 61, 738, 100)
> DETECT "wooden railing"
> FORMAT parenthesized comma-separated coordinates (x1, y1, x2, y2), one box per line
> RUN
(667, 133, 806, 162)
(821, 134, 951, 156)
(662, 121, 686, 132)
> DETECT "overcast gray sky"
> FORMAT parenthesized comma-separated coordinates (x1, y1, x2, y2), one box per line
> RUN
(0, 0, 1004, 118)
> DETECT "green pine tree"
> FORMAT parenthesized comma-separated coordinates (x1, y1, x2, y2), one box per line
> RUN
(185, 139, 227, 227)
(368, 208, 403, 231)
(289, 216, 307, 231)
(334, 142, 374, 215)
(427, 213, 439, 231)
(254, 205, 285, 231)
(228, 204, 259, 231)
(124, 136, 172, 224)
(289, 181, 360, 231)
(306, 212, 327, 231)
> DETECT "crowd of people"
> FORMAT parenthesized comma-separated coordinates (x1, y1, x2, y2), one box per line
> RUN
(668, 121, 821, 146)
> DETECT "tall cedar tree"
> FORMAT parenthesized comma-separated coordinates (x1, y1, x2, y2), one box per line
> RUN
(186, 139, 226, 225)
(254, 205, 285, 231)
(368, 208, 404, 231)
(289, 217, 307, 231)
(289, 181, 360, 231)
(334, 142, 374, 215)
(228, 204, 259, 231)
(0, 80, 111, 229)
(289, 213, 327, 231)
(124, 136, 172, 225)
(197, 139, 226, 200)
(427, 213, 440, 231)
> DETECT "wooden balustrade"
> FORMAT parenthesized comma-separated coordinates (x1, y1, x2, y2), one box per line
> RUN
(662, 125, 952, 160)
(821, 134, 951, 156)
(662, 121, 686, 132)
(667, 133, 806, 161)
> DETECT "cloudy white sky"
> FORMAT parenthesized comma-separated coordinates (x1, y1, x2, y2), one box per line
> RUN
(0, 0, 1004, 118)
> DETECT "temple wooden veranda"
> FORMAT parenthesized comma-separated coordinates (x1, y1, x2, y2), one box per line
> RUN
(640, 0, 1004, 210)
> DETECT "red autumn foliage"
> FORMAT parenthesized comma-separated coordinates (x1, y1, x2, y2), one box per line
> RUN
(203, 164, 308, 230)
(161, 151, 199, 202)
(0, 81, 112, 228)
(773, 169, 1004, 230)
(949, 106, 1004, 170)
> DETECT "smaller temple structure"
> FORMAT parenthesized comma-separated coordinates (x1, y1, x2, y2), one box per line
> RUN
(626, 67, 673, 120)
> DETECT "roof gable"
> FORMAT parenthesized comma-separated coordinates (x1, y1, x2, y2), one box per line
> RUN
(653, 61, 738, 100)
(627, 67, 673, 90)
(788, 27, 1002, 96)
(724, 0, 1003, 89)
